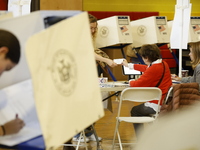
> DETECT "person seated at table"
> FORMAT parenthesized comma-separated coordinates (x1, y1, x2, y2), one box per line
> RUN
(171, 41, 200, 89)
(122, 44, 172, 136)
(0, 29, 25, 136)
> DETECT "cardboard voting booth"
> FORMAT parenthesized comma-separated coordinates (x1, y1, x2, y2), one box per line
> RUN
(130, 16, 170, 48)
(26, 12, 104, 149)
(168, 17, 200, 43)
(0, 10, 81, 147)
(95, 16, 133, 48)
(0, 10, 81, 89)
(189, 16, 200, 42)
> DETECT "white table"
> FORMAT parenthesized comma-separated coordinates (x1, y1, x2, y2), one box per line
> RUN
(100, 81, 129, 92)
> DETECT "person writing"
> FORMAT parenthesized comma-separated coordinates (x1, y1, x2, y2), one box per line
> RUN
(0, 29, 24, 136)
(122, 44, 172, 136)
(171, 41, 200, 89)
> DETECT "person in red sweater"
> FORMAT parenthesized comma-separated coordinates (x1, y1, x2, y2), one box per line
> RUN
(122, 44, 172, 136)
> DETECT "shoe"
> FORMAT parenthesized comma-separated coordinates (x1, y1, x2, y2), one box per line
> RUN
(87, 134, 102, 141)
(63, 146, 75, 150)
(72, 136, 90, 143)
(63, 139, 75, 150)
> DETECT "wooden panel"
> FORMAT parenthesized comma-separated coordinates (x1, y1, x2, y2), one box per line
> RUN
(40, 0, 82, 10)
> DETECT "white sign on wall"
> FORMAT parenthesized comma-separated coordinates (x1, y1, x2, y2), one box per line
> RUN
(8, 0, 31, 17)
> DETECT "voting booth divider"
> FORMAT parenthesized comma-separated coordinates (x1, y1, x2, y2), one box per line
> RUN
(25, 11, 104, 149)
(0, 10, 105, 150)
(130, 16, 170, 48)
(95, 16, 133, 48)
(168, 16, 200, 43)
(0, 10, 81, 89)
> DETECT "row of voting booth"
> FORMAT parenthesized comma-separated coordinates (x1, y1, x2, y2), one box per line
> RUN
(0, 9, 200, 150)
(0, 11, 200, 89)
(96, 15, 200, 49)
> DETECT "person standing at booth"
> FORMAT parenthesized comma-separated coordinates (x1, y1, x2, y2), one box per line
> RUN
(122, 44, 172, 136)
(90, 14, 118, 76)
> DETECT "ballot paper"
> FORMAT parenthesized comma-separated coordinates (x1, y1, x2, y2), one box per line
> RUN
(113, 58, 124, 64)
(0, 79, 42, 146)
(25, 12, 104, 149)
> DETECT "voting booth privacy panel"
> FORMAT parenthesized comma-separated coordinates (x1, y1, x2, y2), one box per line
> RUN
(0, 10, 81, 89)
(130, 16, 170, 48)
(0, 10, 84, 147)
(26, 12, 104, 149)
(95, 16, 133, 48)
(189, 16, 200, 42)
(168, 17, 200, 43)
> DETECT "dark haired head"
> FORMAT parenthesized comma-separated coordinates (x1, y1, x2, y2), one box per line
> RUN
(0, 29, 20, 64)
(139, 44, 161, 62)
(88, 14, 97, 23)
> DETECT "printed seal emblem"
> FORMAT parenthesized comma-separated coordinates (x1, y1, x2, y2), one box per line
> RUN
(51, 49, 77, 97)
(99, 26, 109, 37)
(137, 25, 147, 36)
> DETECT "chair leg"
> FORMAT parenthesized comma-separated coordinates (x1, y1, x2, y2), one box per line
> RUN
(112, 120, 120, 150)
(82, 131, 88, 150)
(91, 124, 103, 150)
(117, 130, 123, 150)
(75, 131, 88, 150)
(75, 132, 82, 150)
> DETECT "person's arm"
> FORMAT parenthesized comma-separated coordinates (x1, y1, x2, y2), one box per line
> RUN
(0, 118, 25, 136)
(94, 53, 117, 67)
(171, 74, 181, 81)
(122, 59, 147, 72)
(195, 65, 200, 85)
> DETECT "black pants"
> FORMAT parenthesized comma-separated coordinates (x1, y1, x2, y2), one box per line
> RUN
(130, 103, 156, 137)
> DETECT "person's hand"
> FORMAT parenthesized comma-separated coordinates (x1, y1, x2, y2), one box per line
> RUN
(122, 59, 128, 67)
(171, 74, 181, 81)
(106, 59, 117, 67)
(3, 118, 25, 135)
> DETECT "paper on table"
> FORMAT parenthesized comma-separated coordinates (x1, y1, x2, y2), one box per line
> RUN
(0, 79, 42, 146)
(113, 58, 124, 64)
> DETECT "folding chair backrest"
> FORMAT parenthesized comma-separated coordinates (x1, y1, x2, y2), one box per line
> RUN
(121, 87, 162, 103)
(117, 87, 162, 118)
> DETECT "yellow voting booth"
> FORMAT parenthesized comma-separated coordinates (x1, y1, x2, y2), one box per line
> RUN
(25, 12, 104, 149)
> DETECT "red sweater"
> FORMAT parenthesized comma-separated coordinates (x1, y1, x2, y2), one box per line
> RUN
(129, 61, 172, 105)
